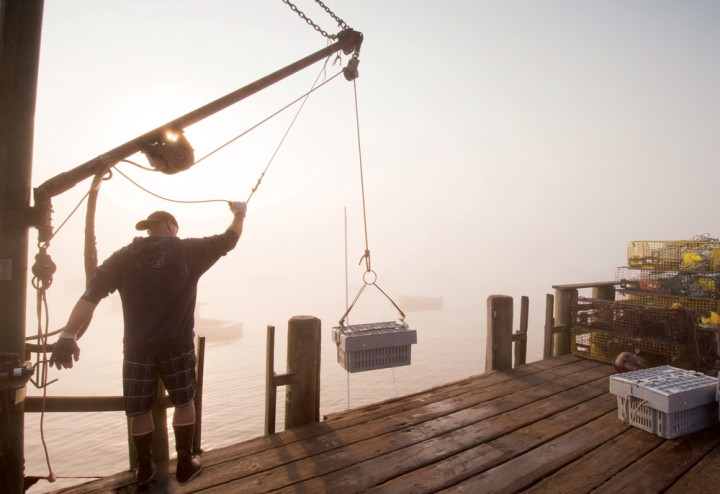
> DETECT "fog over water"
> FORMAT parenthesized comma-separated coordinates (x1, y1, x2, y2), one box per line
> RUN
(20, 1, 720, 491)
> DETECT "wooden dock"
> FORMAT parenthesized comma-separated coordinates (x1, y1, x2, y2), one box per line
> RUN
(55, 354, 720, 493)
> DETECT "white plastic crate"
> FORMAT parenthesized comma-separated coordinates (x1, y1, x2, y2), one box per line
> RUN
(609, 365, 718, 438)
(331, 321, 417, 373)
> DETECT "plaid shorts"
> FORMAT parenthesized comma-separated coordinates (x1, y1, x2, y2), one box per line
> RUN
(123, 344, 197, 417)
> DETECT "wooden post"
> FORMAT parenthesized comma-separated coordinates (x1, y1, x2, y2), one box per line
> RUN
(553, 288, 577, 356)
(193, 336, 206, 455)
(544, 294, 555, 359)
(265, 325, 277, 434)
(285, 316, 321, 429)
(0, 2, 44, 491)
(513, 296, 529, 368)
(486, 295, 513, 372)
(593, 284, 616, 301)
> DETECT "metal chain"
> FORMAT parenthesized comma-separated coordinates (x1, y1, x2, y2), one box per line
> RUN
(281, 0, 352, 40)
(314, 0, 350, 30)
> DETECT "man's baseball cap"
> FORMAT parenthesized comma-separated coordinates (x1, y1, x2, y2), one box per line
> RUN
(135, 211, 178, 231)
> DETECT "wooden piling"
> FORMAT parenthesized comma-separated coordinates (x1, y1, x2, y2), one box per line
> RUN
(285, 316, 321, 429)
(265, 325, 278, 434)
(513, 296, 529, 368)
(553, 287, 577, 356)
(193, 335, 206, 455)
(544, 293, 555, 359)
(0, 2, 44, 491)
(486, 295, 513, 372)
(593, 284, 616, 301)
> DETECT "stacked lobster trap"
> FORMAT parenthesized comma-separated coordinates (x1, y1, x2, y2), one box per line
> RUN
(571, 238, 720, 370)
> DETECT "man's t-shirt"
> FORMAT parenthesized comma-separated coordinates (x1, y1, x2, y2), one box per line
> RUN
(82, 230, 239, 357)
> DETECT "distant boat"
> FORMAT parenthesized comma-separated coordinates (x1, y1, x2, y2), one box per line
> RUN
(399, 295, 444, 312)
(194, 305, 243, 342)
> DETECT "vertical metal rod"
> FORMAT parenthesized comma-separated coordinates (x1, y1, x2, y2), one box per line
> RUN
(344, 206, 351, 409)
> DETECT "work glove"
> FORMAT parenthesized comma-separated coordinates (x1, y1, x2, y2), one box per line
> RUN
(49, 336, 80, 370)
(229, 201, 247, 216)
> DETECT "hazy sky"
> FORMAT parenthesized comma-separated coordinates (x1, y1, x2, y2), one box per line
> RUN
(31, 0, 720, 334)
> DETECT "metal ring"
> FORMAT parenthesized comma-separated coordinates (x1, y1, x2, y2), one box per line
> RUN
(363, 270, 377, 285)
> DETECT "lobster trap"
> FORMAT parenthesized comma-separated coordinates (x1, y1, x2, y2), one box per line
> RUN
(570, 297, 715, 369)
(617, 291, 720, 314)
(331, 321, 417, 373)
(573, 297, 694, 342)
(616, 267, 720, 299)
(627, 239, 720, 272)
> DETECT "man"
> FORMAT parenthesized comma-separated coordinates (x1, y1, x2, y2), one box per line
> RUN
(49, 201, 247, 485)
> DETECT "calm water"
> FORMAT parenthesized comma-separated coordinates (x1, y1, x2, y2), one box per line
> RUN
(23, 307, 547, 493)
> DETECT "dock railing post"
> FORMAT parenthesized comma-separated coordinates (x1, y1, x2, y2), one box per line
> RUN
(265, 325, 278, 434)
(193, 335, 206, 455)
(513, 296, 529, 368)
(285, 316, 321, 429)
(544, 294, 555, 359)
(553, 288, 577, 356)
(486, 295, 513, 372)
(265, 316, 322, 434)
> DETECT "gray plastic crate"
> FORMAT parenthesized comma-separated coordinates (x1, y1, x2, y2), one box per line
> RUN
(609, 365, 719, 438)
(332, 321, 417, 373)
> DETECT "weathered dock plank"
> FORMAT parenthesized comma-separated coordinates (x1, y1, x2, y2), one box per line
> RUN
(186, 360, 610, 493)
(666, 439, 720, 493)
(590, 426, 720, 493)
(438, 411, 628, 494)
(523, 426, 665, 494)
(266, 373, 615, 493)
(53, 356, 720, 494)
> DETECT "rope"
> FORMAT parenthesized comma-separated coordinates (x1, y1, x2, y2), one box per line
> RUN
(193, 71, 342, 168)
(115, 164, 229, 205)
(246, 62, 339, 204)
(116, 68, 343, 206)
(353, 79, 371, 272)
(337, 79, 405, 326)
(22, 52, 347, 487)
(46, 186, 94, 244)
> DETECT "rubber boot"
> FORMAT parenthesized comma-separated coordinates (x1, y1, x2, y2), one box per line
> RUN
(174, 424, 202, 484)
(132, 432, 156, 485)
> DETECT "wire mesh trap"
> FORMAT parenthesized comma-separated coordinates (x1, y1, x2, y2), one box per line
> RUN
(570, 297, 715, 369)
(627, 239, 720, 272)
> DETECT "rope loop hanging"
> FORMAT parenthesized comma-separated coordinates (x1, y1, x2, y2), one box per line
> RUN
(338, 79, 405, 327)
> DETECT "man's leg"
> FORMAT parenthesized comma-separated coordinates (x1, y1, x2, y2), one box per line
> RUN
(130, 411, 156, 484)
(159, 344, 202, 484)
(173, 402, 202, 483)
(124, 355, 158, 485)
